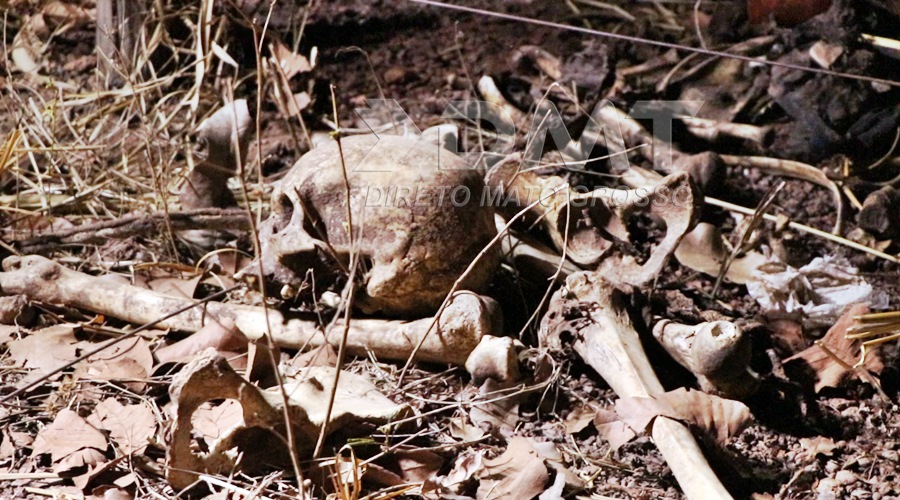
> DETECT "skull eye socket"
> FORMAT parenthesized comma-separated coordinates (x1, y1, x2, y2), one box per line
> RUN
(271, 194, 294, 233)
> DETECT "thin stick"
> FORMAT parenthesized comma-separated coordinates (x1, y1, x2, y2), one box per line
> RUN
(313, 84, 359, 459)
(407, 0, 900, 88)
(705, 197, 900, 264)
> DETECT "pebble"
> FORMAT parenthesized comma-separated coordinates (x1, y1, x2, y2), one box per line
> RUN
(835, 470, 857, 485)
(816, 478, 839, 499)
(825, 461, 839, 473)
(383, 67, 409, 85)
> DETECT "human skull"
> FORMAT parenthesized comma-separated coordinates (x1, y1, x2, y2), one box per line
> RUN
(257, 134, 499, 317)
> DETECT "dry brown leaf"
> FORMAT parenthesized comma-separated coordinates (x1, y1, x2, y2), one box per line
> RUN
(394, 449, 444, 484)
(271, 41, 312, 79)
(76, 337, 153, 392)
(594, 388, 752, 449)
(86, 399, 156, 455)
(190, 399, 244, 443)
(564, 403, 598, 434)
(33, 409, 108, 464)
(288, 343, 338, 369)
(469, 379, 520, 436)
(449, 414, 486, 442)
(423, 451, 483, 498)
(799, 436, 838, 460)
(476, 437, 549, 500)
(146, 274, 202, 299)
(8, 324, 80, 376)
(155, 317, 247, 365)
(785, 303, 881, 392)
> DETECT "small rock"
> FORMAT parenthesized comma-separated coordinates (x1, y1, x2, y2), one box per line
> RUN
(816, 478, 839, 499)
(835, 470, 857, 486)
(384, 66, 409, 85)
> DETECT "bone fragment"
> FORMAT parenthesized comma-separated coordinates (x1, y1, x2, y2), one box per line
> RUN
(486, 154, 621, 267)
(465, 335, 522, 385)
(542, 272, 734, 500)
(496, 214, 580, 280)
(682, 116, 772, 145)
(0, 255, 494, 365)
(653, 319, 758, 400)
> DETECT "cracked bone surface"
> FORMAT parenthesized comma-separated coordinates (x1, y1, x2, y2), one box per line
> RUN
(257, 133, 498, 317)
(653, 319, 758, 400)
(542, 272, 733, 500)
(0, 255, 494, 365)
(487, 157, 700, 287)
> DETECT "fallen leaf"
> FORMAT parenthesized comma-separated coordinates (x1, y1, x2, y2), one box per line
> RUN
(8, 324, 81, 375)
(271, 41, 312, 79)
(477, 437, 549, 500)
(288, 343, 338, 369)
(147, 274, 202, 299)
(395, 449, 444, 484)
(76, 337, 154, 392)
(785, 303, 882, 392)
(594, 388, 752, 449)
(87, 399, 156, 455)
(564, 403, 598, 434)
(799, 436, 837, 460)
(423, 450, 483, 498)
(155, 317, 247, 365)
(190, 399, 244, 443)
(33, 409, 108, 464)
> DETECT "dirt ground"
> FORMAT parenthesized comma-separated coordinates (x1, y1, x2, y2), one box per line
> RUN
(2, 0, 900, 499)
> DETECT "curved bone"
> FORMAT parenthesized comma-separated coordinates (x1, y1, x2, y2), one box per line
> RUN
(0, 255, 494, 365)
(653, 319, 758, 400)
(542, 272, 733, 500)
(486, 155, 621, 267)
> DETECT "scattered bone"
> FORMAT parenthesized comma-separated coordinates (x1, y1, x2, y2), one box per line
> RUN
(592, 104, 722, 188)
(653, 319, 758, 400)
(675, 222, 768, 285)
(718, 154, 843, 234)
(179, 100, 252, 210)
(256, 134, 499, 317)
(465, 335, 522, 385)
(166, 349, 410, 490)
(591, 172, 700, 287)
(487, 156, 699, 286)
(542, 272, 734, 500)
(682, 116, 772, 145)
(485, 154, 621, 267)
(496, 215, 580, 281)
(0, 255, 496, 365)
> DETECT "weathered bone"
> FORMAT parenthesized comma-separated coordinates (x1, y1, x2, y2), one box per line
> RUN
(542, 272, 734, 500)
(486, 154, 622, 267)
(487, 157, 700, 287)
(496, 214, 580, 281)
(653, 319, 758, 400)
(0, 255, 495, 365)
(257, 134, 499, 317)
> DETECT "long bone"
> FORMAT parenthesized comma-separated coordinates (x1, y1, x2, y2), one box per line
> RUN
(542, 272, 734, 499)
(0, 255, 494, 365)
